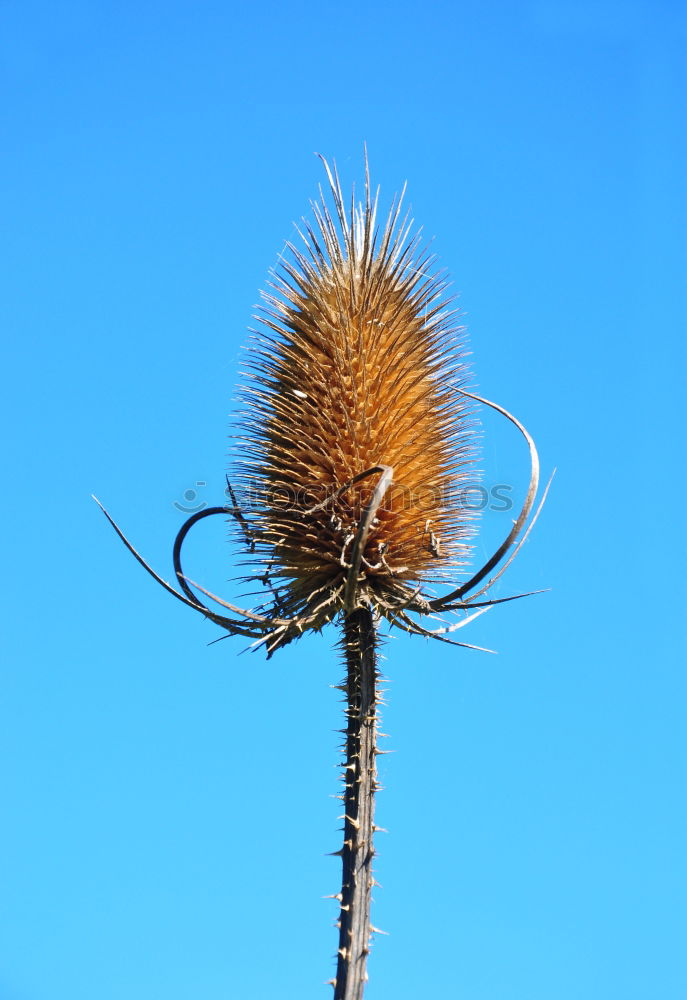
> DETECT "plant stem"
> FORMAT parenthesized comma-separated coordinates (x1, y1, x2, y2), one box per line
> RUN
(334, 607, 379, 1000)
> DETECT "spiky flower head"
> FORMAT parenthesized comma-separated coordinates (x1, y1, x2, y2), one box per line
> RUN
(232, 156, 478, 640)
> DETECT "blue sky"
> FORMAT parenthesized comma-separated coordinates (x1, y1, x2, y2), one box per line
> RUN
(2, 1, 686, 998)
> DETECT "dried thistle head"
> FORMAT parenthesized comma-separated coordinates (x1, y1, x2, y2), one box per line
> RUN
(95, 153, 546, 655)
(233, 155, 478, 635)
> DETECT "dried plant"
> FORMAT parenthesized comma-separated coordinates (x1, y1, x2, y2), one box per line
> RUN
(95, 152, 549, 1000)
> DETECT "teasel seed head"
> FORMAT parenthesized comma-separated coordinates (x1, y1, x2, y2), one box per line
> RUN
(232, 155, 479, 635)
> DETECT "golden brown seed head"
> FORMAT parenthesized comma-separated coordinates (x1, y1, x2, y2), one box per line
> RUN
(233, 157, 478, 631)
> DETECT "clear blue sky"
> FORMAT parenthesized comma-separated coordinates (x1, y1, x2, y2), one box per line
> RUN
(2, 2, 686, 998)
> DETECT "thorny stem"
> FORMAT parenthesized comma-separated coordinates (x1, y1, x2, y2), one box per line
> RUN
(334, 607, 379, 1000)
